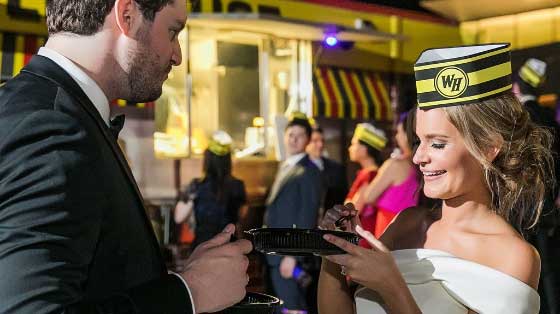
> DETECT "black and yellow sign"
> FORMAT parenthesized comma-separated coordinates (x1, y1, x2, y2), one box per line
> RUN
(414, 43, 512, 109)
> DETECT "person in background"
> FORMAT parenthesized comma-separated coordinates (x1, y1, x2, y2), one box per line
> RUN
(306, 126, 349, 215)
(264, 111, 322, 313)
(175, 130, 247, 248)
(515, 58, 560, 201)
(354, 111, 420, 238)
(318, 43, 554, 314)
(345, 123, 387, 236)
(0, 1, 251, 313)
(515, 58, 560, 314)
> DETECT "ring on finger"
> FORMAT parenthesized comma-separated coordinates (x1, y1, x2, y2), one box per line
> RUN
(340, 266, 347, 276)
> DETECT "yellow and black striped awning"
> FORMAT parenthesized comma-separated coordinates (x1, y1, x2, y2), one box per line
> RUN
(0, 32, 46, 81)
(313, 66, 392, 121)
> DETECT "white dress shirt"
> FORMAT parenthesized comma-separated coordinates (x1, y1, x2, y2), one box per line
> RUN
(37, 47, 196, 313)
(38, 47, 110, 126)
(282, 152, 306, 171)
(310, 157, 324, 171)
(276, 152, 307, 184)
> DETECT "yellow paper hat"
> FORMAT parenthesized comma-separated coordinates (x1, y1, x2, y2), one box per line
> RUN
(353, 123, 387, 151)
(414, 43, 512, 109)
(207, 130, 232, 156)
(519, 58, 546, 88)
(289, 111, 310, 123)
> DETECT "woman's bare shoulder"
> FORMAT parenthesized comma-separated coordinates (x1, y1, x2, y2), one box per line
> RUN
(476, 233, 540, 289)
(383, 157, 410, 172)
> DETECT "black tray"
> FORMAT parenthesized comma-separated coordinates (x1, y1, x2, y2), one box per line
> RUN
(245, 228, 360, 256)
(220, 292, 281, 314)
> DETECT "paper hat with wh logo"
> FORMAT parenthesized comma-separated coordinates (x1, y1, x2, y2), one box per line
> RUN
(519, 58, 547, 88)
(208, 130, 233, 156)
(353, 123, 387, 151)
(414, 43, 512, 109)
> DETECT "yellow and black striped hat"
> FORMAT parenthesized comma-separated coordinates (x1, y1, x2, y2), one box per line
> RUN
(207, 130, 232, 156)
(289, 111, 312, 124)
(414, 43, 512, 109)
(519, 58, 547, 88)
(353, 123, 387, 151)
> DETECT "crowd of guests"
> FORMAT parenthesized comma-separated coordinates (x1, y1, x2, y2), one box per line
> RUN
(173, 108, 427, 313)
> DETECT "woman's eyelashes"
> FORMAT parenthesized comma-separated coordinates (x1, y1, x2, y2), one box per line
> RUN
(431, 142, 447, 149)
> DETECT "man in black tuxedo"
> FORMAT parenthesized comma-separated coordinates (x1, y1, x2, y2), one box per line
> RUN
(0, 0, 252, 313)
(306, 127, 349, 213)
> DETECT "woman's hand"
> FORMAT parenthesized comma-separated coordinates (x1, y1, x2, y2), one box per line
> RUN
(323, 225, 401, 296)
(320, 203, 361, 233)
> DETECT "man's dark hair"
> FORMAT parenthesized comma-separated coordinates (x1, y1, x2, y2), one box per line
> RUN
(286, 118, 312, 138)
(312, 127, 324, 135)
(46, 0, 174, 35)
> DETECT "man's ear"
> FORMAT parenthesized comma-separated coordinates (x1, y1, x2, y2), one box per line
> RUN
(114, 0, 142, 37)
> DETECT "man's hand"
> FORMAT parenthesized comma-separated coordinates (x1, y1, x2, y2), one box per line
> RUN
(181, 224, 253, 313)
(279, 256, 297, 279)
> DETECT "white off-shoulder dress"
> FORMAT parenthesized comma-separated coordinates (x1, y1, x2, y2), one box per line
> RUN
(355, 249, 540, 314)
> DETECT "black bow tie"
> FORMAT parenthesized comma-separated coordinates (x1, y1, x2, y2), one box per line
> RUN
(109, 114, 125, 139)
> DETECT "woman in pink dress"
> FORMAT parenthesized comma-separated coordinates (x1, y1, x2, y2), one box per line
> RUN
(354, 111, 420, 238)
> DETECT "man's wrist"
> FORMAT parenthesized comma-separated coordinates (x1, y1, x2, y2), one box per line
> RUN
(170, 272, 197, 314)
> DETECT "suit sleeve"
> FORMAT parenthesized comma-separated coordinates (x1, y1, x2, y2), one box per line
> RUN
(0, 110, 193, 314)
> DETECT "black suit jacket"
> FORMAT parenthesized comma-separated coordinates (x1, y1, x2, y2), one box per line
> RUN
(264, 155, 322, 266)
(320, 157, 348, 212)
(0, 56, 192, 313)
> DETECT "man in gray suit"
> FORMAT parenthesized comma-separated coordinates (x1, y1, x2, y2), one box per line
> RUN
(264, 112, 322, 313)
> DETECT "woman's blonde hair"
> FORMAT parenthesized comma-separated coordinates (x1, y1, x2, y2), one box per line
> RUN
(442, 92, 555, 230)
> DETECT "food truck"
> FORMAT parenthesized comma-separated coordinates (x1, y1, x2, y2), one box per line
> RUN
(144, 0, 461, 208)
(0, 0, 462, 228)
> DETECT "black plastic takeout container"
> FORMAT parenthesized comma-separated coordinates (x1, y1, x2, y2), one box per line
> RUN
(245, 228, 361, 256)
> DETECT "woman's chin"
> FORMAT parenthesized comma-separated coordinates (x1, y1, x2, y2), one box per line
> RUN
(423, 186, 445, 200)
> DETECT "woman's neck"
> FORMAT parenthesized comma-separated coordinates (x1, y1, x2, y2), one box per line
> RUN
(359, 158, 377, 170)
(440, 192, 494, 228)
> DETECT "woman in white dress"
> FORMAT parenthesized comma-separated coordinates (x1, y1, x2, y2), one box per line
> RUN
(317, 43, 555, 314)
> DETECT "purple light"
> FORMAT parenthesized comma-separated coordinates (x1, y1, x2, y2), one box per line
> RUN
(325, 35, 338, 47)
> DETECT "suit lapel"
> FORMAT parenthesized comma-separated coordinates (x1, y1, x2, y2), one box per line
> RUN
(267, 155, 311, 204)
(21, 56, 164, 271)
(23, 56, 146, 204)
(267, 165, 299, 204)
